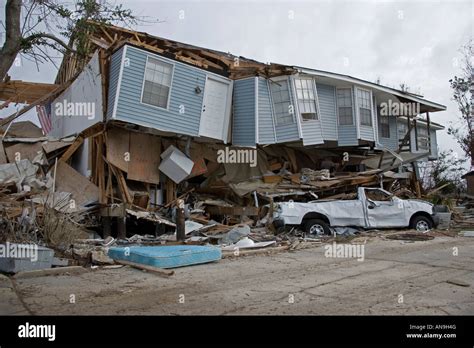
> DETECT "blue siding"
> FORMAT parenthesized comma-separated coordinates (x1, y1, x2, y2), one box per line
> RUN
(257, 78, 276, 144)
(275, 77, 300, 143)
(316, 83, 337, 141)
(378, 115, 398, 150)
(338, 127, 358, 146)
(301, 120, 324, 145)
(360, 125, 375, 141)
(232, 78, 256, 146)
(337, 88, 358, 146)
(114, 45, 207, 136)
(107, 46, 124, 119)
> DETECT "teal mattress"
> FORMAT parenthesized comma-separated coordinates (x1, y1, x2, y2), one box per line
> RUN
(108, 245, 221, 269)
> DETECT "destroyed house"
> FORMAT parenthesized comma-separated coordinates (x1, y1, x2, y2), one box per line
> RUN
(0, 22, 452, 241)
(48, 22, 446, 168)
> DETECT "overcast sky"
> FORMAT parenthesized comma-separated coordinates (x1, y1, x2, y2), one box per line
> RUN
(1, 0, 472, 164)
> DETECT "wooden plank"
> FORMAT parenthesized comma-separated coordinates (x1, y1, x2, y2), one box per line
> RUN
(127, 132, 161, 184)
(59, 135, 84, 163)
(111, 165, 133, 204)
(0, 142, 7, 164)
(4, 142, 43, 163)
(165, 178, 176, 204)
(54, 161, 99, 207)
(106, 126, 130, 172)
(42, 141, 72, 154)
(115, 260, 174, 277)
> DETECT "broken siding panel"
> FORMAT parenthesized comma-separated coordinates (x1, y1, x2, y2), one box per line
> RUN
(232, 78, 256, 146)
(107, 46, 124, 119)
(115, 45, 206, 136)
(316, 83, 337, 141)
(257, 78, 276, 144)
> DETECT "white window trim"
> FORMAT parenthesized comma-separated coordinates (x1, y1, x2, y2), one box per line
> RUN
(266, 79, 278, 143)
(336, 86, 355, 126)
(356, 87, 373, 127)
(269, 76, 297, 126)
(112, 45, 128, 119)
(139, 54, 175, 111)
(294, 77, 320, 122)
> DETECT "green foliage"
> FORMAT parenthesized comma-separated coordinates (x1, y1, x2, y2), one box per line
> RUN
(427, 150, 466, 195)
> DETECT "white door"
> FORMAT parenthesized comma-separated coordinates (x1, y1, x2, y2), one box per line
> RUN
(199, 77, 230, 140)
(365, 188, 406, 228)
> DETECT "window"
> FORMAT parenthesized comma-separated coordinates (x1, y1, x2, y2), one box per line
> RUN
(398, 121, 408, 141)
(357, 89, 372, 126)
(295, 78, 318, 121)
(380, 115, 390, 138)
(417, 123, 429, 150)
(141, 57, 173, 108)
(336, 88, 353, 125)
(270, 79, 294, 125)
(365, 189, 392, 202)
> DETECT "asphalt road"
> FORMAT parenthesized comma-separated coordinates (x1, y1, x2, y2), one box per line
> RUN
(1, 235, 473, 315)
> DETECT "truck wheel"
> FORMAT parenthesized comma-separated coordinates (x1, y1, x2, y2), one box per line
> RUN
(305, 219, 331, 236)
(410, 216, 433, 232)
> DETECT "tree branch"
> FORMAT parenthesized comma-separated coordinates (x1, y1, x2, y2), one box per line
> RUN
(0, 0, 22, 81)
(23, 32, 77, 54)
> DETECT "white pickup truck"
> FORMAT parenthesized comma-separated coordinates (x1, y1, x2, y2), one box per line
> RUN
(273, 187, 440, 235)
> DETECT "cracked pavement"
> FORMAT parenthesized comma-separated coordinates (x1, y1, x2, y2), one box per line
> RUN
(1, 235, 473, 315)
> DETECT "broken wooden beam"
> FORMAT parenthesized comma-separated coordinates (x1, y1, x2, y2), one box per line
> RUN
(115, 259, 175, 277)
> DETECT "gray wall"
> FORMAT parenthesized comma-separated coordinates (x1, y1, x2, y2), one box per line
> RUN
(232, 77, 256, 146)
(257, 77, 276, 144)
(316, 83, 338, 141)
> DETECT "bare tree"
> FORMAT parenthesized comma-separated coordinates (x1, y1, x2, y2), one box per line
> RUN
(0, 0, 146, 81)
(448, 40, 473, 169)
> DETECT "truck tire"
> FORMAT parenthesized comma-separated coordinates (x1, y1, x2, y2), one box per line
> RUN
(410, 215, 433, 232)
(305, 219, 331, 236)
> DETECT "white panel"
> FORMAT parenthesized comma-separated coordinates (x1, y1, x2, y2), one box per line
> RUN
(50, 52, 103, 138)
(199, 77, 231, 140)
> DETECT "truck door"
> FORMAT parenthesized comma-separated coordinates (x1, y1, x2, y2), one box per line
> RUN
(364, 188, 405, 228)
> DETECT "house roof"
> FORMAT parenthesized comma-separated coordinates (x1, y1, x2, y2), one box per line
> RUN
(295, 67, 447, 113)
(55, 21, 447, 115)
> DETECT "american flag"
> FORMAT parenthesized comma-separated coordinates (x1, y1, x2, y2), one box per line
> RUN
(36, 103, 52, 135)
